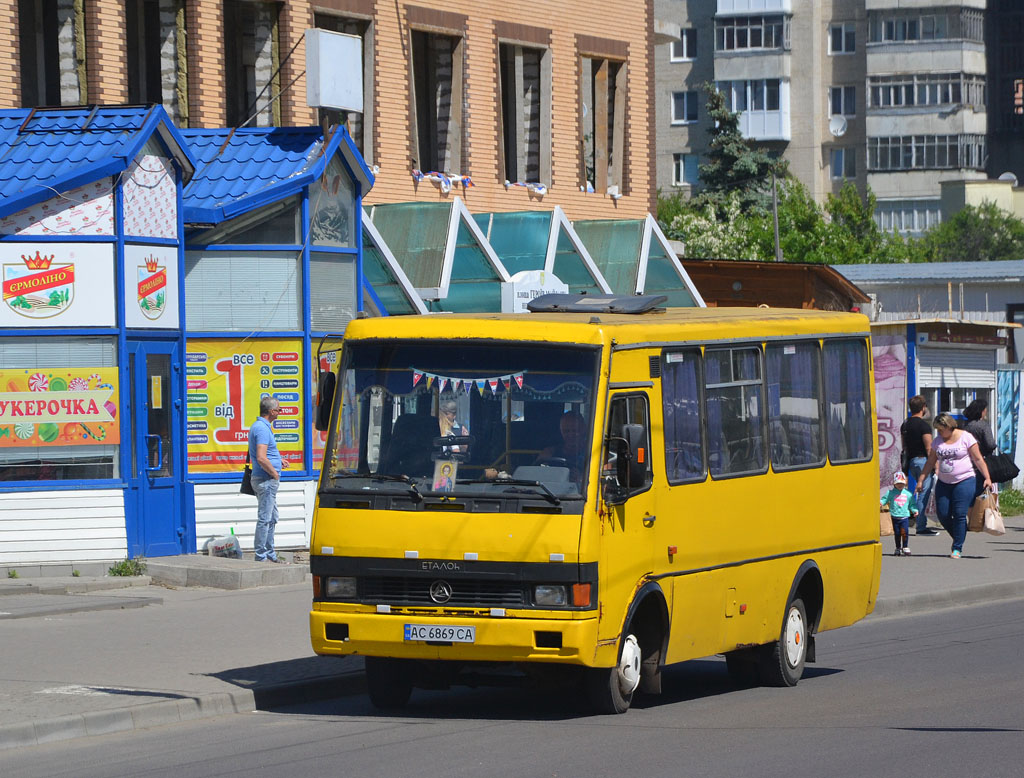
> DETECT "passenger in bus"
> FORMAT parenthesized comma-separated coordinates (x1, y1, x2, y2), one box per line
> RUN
(915, 413, 992, 559)
(536, 411, 588, 478)
(881, 471, 918, 557)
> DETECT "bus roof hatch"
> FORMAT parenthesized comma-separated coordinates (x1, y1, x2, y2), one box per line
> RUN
(526, 293, 668, 315)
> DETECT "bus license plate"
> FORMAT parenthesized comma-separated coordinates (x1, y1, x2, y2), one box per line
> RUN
(404, 624, 476, 643)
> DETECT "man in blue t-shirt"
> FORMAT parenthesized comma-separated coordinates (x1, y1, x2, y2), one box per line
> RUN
(249, 396, 289, 562)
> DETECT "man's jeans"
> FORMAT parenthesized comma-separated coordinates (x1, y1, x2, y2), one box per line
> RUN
(253, 477, 280, 561)
(907, 456, 933, 531)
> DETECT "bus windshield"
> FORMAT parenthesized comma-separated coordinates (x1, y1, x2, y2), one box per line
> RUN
(322, 341, 599, 506)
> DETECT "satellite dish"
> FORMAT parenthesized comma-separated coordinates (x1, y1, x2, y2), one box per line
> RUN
(829, 115, 848, 138)
(998, 171, 1019, 186)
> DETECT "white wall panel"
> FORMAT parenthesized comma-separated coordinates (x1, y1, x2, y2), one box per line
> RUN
(0, 489, 127, 565)
(193, 480, 312, 554)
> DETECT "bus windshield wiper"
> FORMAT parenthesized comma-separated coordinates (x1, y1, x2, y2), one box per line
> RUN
(333, 472, 422, 501)
(457, 478, 561, 505)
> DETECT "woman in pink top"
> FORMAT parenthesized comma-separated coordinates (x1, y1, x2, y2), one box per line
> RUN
(915, 412, 992, 558)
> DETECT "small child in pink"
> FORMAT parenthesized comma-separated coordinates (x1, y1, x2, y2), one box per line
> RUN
(881, 471, 918, 556)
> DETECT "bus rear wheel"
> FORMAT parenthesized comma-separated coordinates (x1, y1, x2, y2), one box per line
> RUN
(586, 633, 642, 714)
(365, 657, 415, 710)
(758, 597, 808, 687)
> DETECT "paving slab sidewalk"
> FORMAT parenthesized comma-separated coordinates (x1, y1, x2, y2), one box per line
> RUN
(1, 514, 1022, 751)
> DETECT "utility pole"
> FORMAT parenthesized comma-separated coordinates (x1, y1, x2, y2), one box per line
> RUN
(772, 172, 782, 262)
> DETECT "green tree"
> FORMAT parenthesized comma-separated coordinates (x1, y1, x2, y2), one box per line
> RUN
(917, 202, 1024, 262)
(667, 191, 765, 260)
(696, 84, 787, 216)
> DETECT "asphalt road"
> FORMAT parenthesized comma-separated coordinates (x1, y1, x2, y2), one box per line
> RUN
(6, 600, 1024, 778)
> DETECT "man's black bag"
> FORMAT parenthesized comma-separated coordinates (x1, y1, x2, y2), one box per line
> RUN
(985, 452, 1020, 484)
(240, 452, 256, 496)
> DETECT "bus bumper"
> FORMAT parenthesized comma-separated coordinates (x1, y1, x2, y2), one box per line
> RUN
(310, 609, 601, 665)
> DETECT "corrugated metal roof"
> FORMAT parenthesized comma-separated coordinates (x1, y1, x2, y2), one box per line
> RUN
(0, 105, 195, 220)
(181, 125, 373, 224)
(834, 260, 1024, 283)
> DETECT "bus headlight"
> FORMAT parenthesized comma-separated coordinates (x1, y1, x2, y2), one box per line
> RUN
(534, 585, 567, 606)
(325, 576, 357, 598)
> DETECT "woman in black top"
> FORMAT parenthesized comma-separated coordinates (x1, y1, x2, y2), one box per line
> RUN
(963, 399, 996, 498)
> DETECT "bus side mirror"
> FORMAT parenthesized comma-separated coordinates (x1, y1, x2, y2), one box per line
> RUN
(619, 423, 647, 489)
(315, 372, 336, 431)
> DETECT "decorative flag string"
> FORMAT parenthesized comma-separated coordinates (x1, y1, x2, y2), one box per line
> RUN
(412, 368, 525, 395)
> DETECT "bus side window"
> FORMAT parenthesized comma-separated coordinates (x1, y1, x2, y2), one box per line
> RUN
(604, 394, 653, 500)
(705, 346, 767, 478)
(823, 339, 872, 464)
(766, 342, 825, 471)
(663, 348, 705, 482)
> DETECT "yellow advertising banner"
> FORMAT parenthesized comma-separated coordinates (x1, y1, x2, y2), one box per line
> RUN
(0, 367, 120, 447)
(186, 338, 305, 473)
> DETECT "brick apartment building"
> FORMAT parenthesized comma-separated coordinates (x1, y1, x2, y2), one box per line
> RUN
(4, 0, 657, 219)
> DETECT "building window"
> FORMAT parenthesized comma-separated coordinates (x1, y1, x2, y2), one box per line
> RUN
(224, 0, 280, 127)
(719, 80, 781, 113)
(874, 199, 942, 235)
(580, 55, 627, 194)
(314, 14, 372, 159)
(830, 86, 856, 116)
(499, 43, 551, 185)
(671, 91, 698, 124)
(125, 0, 184, 124)
(867, 135, 987, 171)
(829, 22, 855, 54)
(715, 15, 788, 52)
(868, 73, 985, 109)
(0, 338, 119, 482)
(410, 30, 464, 174)
(672, 153, 699, 187)
(18, 0, 83, 107)
(670, 28, 697, 61)
(830, 148, 856, 180)
(185, 250, 302, 331)
(869, 10, 983, 44)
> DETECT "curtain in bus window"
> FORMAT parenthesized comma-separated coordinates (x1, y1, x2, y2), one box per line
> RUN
(663, 350, 704, 481)
(824, 340, 871, 463)
(766, 343, 824, 470)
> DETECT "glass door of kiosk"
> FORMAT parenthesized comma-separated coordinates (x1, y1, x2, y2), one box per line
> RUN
(125, 340, 186, 557)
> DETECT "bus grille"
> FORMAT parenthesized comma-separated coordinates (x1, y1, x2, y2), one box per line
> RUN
(358, 576, 527, 607)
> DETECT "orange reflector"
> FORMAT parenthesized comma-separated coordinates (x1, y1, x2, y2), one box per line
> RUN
(739, 603, 747, 614)
(637, 447, 645, 464)
(312, 576, 321, 598)
(572, 583, 591, 607)
(795, 632, 801, 644)
(667, 545, 677, 556)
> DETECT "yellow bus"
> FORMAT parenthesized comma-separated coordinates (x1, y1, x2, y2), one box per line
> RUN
(309, 295, 881, 713)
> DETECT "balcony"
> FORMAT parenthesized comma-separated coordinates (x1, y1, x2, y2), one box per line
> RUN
(717, 0, 791, 15)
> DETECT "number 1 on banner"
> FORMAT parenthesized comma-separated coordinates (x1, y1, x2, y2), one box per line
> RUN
(212, 358, 247, 444)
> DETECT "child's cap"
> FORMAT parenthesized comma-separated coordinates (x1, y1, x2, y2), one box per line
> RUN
(892, 471, 908, 485)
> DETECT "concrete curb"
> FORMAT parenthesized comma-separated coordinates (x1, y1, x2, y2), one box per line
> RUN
(869, 579, 1024, 619)
(0, 671, 365, 752)
(0, 576, 152, 597)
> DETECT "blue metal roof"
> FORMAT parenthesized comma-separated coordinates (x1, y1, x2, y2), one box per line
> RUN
(834, 260, 1024, 283)
(181, 125, 373, 224)
(0, 105, 196, 220)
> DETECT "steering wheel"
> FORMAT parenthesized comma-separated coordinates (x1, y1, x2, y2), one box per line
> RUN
(536, 457, 568, 467)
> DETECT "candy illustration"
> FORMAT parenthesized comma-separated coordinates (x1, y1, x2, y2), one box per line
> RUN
(49, 377, 68, 391)
(38, 423, 59, 443)
(68, 378, 89, 391)
(14, 423, 34, 439)
(28, 373, 48, 392)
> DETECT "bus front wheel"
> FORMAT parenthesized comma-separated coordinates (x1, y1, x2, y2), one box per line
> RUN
(759, 597, 808, 687)
(365, 657, 415, 710)
(586, 633, 642, 714)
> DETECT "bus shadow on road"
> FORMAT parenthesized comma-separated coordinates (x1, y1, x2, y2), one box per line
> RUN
(292, 658, 844, 722)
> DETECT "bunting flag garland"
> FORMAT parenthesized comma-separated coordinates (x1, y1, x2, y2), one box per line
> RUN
(411, 368, 526, 395)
